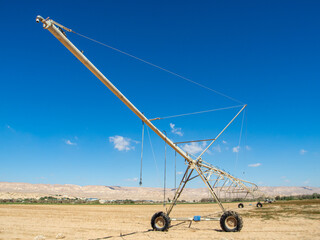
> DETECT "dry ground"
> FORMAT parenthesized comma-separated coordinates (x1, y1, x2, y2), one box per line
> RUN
(0, 200, 319, 240)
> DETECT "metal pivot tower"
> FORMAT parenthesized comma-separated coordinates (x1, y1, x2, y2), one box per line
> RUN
(36, 16, 252, 232)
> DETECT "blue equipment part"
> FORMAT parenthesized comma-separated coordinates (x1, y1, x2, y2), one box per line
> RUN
(193, 215, 201, 221)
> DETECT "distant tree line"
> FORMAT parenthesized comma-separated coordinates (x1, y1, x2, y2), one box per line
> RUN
(200, 193, 320, 203)
(1, 193, 319, 204)
(0, 196, 96, 204)
(199, 197, 264, 203)
(275, 193, 320, 201)
(0, 197, 157, 205)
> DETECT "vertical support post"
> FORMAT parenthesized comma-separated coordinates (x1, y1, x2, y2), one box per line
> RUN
(174, 151, 177, 190)
(167, 165, 194, 216)
(139, 121, 144, 186)
(194, 165, 225, 212)
(163, 131, 167, 206)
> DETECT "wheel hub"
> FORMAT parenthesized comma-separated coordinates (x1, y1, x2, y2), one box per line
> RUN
(154, 216, 165, 228)
(225, 216, 237, 229)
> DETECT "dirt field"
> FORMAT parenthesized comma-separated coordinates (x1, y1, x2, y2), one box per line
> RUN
(0, 200, 319, 240)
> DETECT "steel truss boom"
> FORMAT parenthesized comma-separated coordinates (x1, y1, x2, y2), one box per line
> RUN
(36, 17, 255, 229)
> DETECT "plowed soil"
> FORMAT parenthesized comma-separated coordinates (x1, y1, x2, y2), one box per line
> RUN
(0, 200, 319, 240)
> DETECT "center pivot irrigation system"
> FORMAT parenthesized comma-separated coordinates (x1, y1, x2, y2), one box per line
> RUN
(36, 15, 261, 232)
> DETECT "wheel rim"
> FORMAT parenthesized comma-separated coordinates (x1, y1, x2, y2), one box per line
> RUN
(155, 216, 165, 229)
(225, 216, 237, 230)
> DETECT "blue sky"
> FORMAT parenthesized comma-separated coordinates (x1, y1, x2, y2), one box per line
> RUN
(0, 0, 319, 188)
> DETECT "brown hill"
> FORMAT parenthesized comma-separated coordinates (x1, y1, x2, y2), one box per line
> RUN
(0, 182, 319, 201)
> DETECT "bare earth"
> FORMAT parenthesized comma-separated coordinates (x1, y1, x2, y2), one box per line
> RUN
(1, 200, 319, 240)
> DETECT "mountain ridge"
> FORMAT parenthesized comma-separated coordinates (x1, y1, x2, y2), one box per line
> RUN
(0, 182, 319, 201)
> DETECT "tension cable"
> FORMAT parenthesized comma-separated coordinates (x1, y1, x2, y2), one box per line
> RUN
(149, 105, 244, 121)
(234, 109, 246, 174)
(66, 30, 244, 105)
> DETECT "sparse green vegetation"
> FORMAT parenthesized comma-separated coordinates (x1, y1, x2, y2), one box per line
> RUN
(241, 199, 320, 221)
(275, 193, 320, 201)
(1, 193, 320, 206)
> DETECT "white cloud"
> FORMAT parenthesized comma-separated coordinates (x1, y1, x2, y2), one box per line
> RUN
(170, 123, 183, 136)
(177, 171, 183, 175)
(222, 140, 227, 144)
(300, 149, 307, 155)
(246, 145, 251, 151)
(232, 146, 240, 153)
(109, 135, 135, 151)
(248, 163, 261, 167)
(182, 142, 205, 155)
(65, 140, 77, 146)
(125, 177, 138, 182)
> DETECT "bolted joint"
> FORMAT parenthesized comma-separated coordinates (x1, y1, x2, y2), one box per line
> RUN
(35, 15, 52, 29)
(35, 15, 44, 23)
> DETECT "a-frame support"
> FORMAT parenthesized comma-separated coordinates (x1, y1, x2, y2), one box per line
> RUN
(36, 15, 250, 232)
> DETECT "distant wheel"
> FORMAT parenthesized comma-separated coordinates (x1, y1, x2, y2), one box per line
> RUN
(256, 202, 263, 208)
(238, 203, 244, 208)
(151, 211, 171, 231)
(220, 211, 243, 232)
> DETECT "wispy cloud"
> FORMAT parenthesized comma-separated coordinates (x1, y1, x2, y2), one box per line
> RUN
(300, 149, 307, 155)
(65, 139, 77, 146)
(232, 146, 240, 153)
(248, 163, 261, 167)
(246, 145, 251, 151)
(124, 177, 138, 182)
(109, 135, 136, 151)
(6, 124, 15, 132)
(213, 145, 221, 153)
(177, 171, 183, 175)
(182, 142, 206, 155)
(170, 123, 183, 136)
(281, 176, 290, 183)
(222, 140, 227, 144)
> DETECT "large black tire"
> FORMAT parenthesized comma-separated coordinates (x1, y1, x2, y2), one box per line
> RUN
(238, 203, 244, 208)
(151, 211, 171, 231)
(220, 211, 243, 232)
(256, 202, 263, 208)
